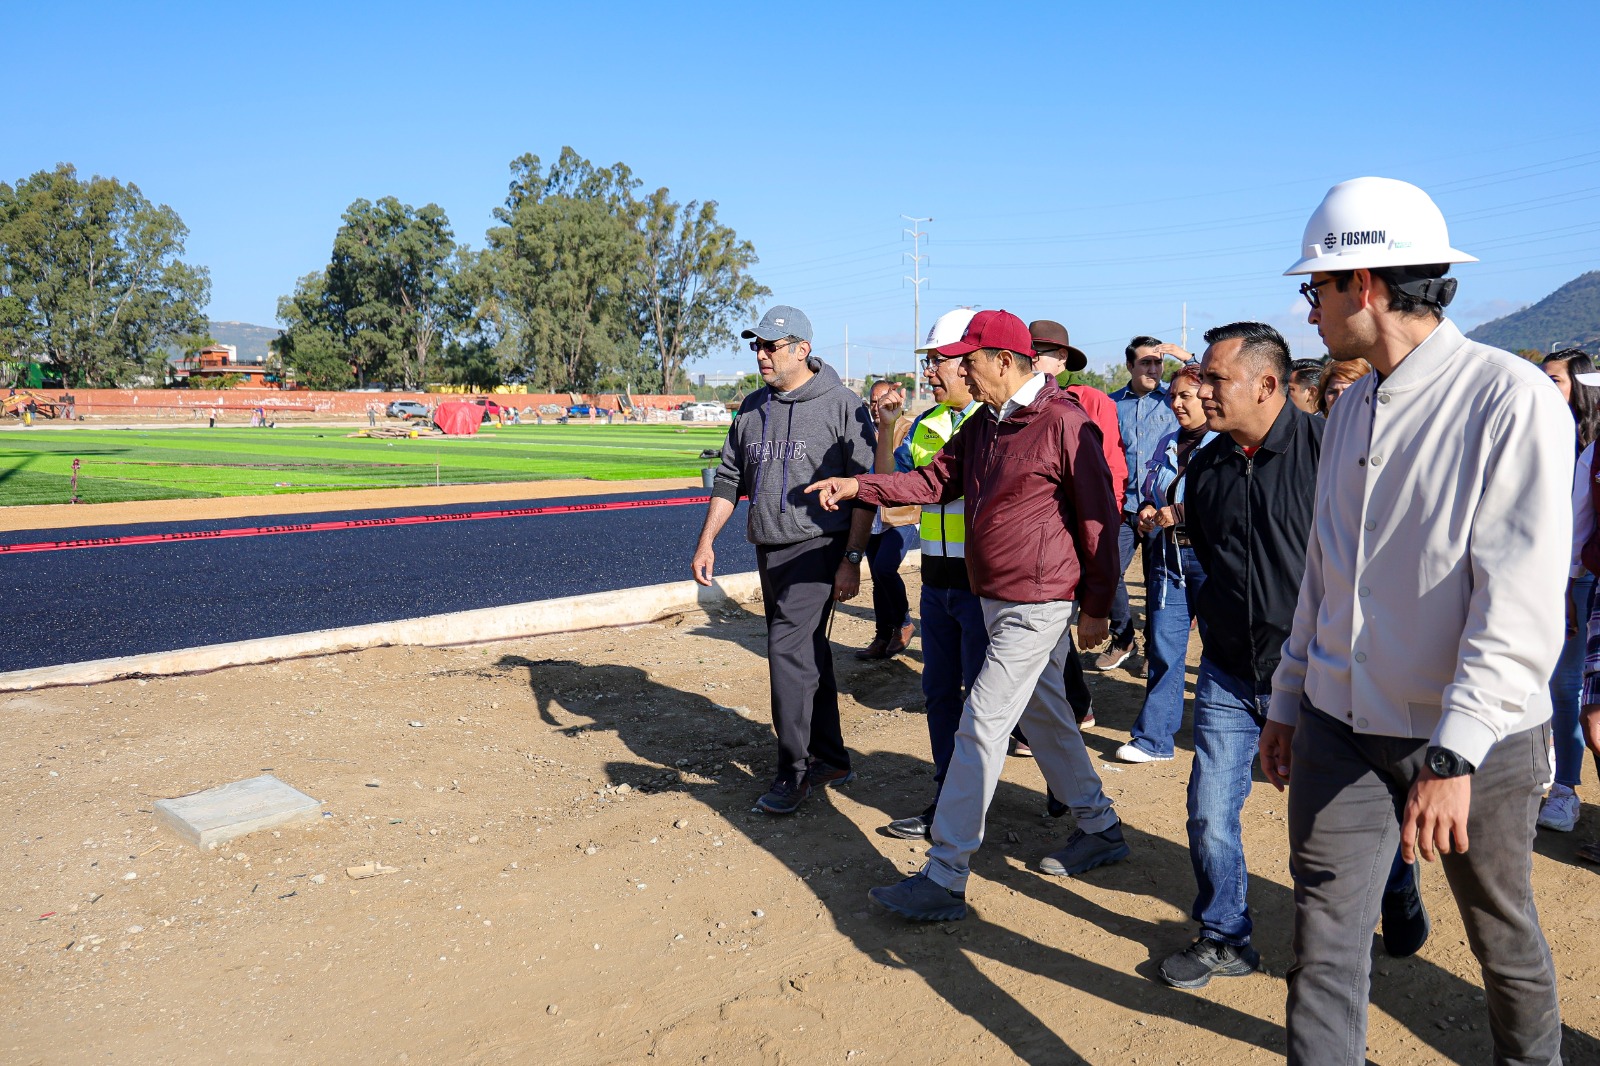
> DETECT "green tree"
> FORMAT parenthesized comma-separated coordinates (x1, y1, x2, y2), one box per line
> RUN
(634, 190, 768, 393)
(273, 317, 352, 390)
(0, 164, 210, 386)
(1063, 364, 1129, 394)
(328, 197, 461, 390)
(276, 271, 351, 389)
(481, 149, 643, 391)
(276, 198, 461, 390)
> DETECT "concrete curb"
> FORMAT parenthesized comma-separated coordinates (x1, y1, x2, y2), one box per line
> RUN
(0, 550, 921, 691)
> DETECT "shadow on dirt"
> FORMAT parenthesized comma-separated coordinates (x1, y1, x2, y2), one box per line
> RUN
(492, 652, 1597, 1064)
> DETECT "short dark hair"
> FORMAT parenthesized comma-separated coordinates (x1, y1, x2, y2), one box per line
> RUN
(1202, 321, 1292, 394)
(1333, 264, 1453, 321)
(1125, 336, 1163, 364)
(1289, 358, 1325, 388)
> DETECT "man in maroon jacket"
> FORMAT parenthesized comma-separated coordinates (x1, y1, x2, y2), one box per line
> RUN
(808, 310, 1128, 921)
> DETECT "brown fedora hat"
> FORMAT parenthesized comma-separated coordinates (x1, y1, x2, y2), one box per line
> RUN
(1026, 320, 1088, 372)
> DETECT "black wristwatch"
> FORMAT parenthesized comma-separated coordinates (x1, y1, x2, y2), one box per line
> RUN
(1425, 746, 1476, 778)
(844, 549, 865, 565)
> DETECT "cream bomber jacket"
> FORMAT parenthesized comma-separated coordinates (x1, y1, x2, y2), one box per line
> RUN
(1269, 319, 1574, 767)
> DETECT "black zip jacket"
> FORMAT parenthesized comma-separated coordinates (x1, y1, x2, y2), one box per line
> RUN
(1184, 401, 1323, 691)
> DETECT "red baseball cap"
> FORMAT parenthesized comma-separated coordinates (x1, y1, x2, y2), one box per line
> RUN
(934, 309, 1036, 358)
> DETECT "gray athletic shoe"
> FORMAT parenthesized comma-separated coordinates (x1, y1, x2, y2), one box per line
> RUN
(754, 778, 810, 815)
(1158, 937, 1261, 989)
(867, 873, 967, 921)
(1038, 822, 1130, 876)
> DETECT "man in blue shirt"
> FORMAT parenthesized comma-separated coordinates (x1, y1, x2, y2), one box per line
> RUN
(1101, 337, 1190, 669)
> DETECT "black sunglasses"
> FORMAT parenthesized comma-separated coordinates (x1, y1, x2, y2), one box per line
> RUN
(748, 339, 793, 354)
(1299, 278, 1336, 309)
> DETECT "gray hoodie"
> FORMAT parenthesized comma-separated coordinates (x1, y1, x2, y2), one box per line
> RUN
(711, 363, 875, 546)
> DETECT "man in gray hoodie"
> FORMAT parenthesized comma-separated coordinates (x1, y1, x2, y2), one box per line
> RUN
(692, 305, 877, 815)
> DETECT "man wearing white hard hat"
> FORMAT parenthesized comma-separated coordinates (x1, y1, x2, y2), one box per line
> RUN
(1264, 177, 1571, 1063)
(877, 307, 993, 839)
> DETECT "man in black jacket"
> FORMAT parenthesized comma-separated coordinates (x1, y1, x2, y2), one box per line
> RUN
(1157, 322, 1322, 987)
(1160, 322, 1424, 989)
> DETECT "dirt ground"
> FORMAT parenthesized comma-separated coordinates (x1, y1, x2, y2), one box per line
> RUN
(5, 571, 1600, 1065)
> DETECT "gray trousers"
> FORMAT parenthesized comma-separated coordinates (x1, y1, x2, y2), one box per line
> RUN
(1286, 702, 1559, 1066)
(925, 598, 1118, 893)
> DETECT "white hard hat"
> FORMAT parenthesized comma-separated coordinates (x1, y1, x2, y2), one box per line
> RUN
(915, 307, 978, 353)
(1284, 177, 1478, 276)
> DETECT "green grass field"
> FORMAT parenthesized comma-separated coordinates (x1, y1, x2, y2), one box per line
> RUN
(0, 424, 731, 506)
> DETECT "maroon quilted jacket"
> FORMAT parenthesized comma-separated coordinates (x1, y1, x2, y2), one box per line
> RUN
(854, 378, 1120, 612)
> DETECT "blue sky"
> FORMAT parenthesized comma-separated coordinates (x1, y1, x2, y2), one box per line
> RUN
(7, 1, 1597, 378)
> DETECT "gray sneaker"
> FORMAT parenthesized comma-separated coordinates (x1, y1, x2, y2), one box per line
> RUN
(867, 873, 967, 921)
(754, 778, 810, 815)
(1038, 822, 1130, 876)
(1158, 937, 1260, 989)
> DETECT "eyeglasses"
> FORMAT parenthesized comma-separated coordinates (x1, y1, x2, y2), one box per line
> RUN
(749, 339, 793, 354)
(1299, 278, 1336, 309)
(921, 354, 962, 369)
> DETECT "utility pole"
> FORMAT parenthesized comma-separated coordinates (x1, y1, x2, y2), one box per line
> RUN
(844, 324, 850, 392)
(1181, 302, 1188, 353)
(903, 215, 931, 407)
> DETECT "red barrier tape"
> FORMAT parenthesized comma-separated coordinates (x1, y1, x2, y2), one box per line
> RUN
(0, 495, 711, 555)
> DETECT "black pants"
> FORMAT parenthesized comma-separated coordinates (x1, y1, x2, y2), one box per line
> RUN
(756, 533, 851, 786)
(866, 525, 915, 640)
(1063, 628, 1093, 719)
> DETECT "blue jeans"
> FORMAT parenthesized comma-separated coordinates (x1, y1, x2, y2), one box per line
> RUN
(920, 581, 990, 790)
(1550, 573, 1594, 788)
(1128, 540, 1206, 757)
(866, 525, 916, 640)
(1108, 514, 1156, 648)
(1187, 657, 1269, 946)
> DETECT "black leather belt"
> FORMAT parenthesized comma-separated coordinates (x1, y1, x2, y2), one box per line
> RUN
(1171, 530, 1193, 548)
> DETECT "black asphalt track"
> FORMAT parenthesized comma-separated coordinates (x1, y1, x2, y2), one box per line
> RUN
(1, 489, 760, 673)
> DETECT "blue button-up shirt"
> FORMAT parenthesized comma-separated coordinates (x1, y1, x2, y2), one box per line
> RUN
(1109, 382, 1178, 513)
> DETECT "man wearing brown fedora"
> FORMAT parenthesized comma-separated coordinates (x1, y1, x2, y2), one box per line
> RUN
(1029, 320, 1127, 553)
(1029, 320, 1126, 731)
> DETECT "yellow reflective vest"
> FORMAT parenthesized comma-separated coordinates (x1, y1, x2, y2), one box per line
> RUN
(905, 401, 981, 558)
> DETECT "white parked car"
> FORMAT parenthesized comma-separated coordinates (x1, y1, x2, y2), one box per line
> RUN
(682, 401, 730, 422)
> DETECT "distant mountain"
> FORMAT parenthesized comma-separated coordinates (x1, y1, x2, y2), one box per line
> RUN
(206, 320, 280, 362)
(1465, 271, 1600, 354)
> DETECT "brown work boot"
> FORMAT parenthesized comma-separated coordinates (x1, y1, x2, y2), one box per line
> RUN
(886, 622, 915, 657)
(854, 637, 890, 660)
(1095, 639, 1135, 672)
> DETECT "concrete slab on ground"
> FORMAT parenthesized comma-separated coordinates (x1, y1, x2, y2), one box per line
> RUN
(154, 774, 322, 849)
